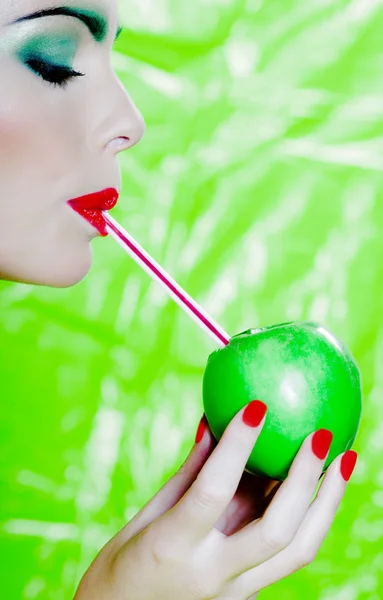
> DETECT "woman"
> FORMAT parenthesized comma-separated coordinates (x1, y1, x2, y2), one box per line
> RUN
(0, 1, 358, 598)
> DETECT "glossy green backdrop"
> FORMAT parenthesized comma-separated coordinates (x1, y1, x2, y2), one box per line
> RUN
(1, 0, 381, 598)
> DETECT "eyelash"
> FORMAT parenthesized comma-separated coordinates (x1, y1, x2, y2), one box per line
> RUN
(26, 57, 85, 89)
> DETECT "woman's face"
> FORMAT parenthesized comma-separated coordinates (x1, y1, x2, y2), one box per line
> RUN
(0, 0, 145, 287)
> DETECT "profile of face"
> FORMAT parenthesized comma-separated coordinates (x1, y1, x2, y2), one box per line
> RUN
(0, 0, 145, 287)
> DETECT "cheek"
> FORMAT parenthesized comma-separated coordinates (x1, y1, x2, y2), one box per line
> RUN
(0, 84, 92, 287)
(0, 98, 63, 245)
(0, 92, 62, 182)
(0, 56, 84, 194)
(0, 95, 54, 250)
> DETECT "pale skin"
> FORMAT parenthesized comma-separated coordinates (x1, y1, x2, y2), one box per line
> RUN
(0, 1, 356, 598)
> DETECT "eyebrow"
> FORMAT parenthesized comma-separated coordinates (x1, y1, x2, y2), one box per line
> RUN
(8, 6, 123, 43)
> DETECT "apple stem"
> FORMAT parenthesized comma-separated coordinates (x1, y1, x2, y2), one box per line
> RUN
(103, 212, 231, 348)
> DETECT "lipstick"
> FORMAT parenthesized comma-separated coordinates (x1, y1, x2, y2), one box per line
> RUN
(67, 188, 119, 236)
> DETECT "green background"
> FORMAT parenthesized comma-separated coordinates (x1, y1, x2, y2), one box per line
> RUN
(1, 0, 381, 597)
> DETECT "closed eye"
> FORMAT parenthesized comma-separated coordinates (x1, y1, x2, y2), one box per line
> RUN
(25, 57, 85, 89)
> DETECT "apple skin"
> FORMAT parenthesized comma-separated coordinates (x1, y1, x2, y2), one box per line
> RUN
(202, 322, 362, 481)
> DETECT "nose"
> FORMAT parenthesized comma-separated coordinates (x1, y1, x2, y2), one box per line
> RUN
(92, 73, 146, 156)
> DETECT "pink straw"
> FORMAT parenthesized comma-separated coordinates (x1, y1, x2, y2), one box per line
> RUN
(103, 212, 231, 348)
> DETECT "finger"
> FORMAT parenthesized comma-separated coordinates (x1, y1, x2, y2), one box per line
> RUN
(227, 450, 357, 598)
(222, 428, 333, 576)
(113, 415, 216, 548)
(161, 400, 268, 545)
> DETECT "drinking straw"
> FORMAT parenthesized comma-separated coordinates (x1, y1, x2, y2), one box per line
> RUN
(103, 212, 231, 348)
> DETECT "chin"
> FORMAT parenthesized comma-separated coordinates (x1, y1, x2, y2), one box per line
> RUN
(2, 244, 94, 288)
(42, 263, 92, 288)
(40, 246, 94, 288)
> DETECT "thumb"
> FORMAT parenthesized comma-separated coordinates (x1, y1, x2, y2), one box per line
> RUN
(116, 415, 216, 545)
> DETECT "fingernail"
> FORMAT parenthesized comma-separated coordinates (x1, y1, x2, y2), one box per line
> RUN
(340, 451, 358, 481)
(195, 415, 206, 444)
(311, 429, 333, 460)
(242, 400, 268, 428)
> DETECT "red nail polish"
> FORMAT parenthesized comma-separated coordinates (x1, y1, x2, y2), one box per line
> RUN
(340, 451, 358, 481)
(242, 400, 268, 428)
(195, 416, 206, 444)
(311, 429, 333, 460)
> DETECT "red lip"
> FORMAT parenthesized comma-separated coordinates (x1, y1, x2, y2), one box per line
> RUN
(67, 188, 119, 237)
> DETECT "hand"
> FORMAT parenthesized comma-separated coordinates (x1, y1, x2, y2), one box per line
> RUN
(74, 401, 357, 600)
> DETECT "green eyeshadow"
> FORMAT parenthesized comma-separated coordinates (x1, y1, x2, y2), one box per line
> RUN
(16, 31, 79, 67)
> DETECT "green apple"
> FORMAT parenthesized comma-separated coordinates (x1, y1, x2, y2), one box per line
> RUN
(202, 322, 362, 481)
